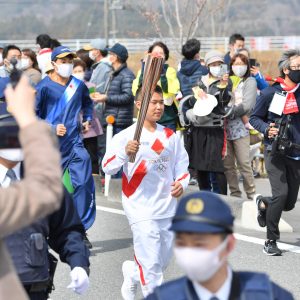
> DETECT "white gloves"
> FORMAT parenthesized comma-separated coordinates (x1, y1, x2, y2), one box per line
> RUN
(67, 267, 89, 295)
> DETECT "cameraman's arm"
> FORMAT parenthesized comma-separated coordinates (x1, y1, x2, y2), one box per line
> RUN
(249, 88, 273, 136)
(0, 76, 63, 238)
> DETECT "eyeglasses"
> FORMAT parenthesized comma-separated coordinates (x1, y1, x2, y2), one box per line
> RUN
(289, 65, 300, 70)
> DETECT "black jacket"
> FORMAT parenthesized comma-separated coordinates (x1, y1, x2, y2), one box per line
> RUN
(250, 83, 300, 157)
(5, 188, 90, 284)
(104, 63, 135, 127)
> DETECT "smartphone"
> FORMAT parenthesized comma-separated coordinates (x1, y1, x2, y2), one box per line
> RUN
(219, 64, 228, 76)
(250, 58, 260, 68)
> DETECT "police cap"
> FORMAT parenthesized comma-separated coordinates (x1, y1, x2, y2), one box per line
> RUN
(170, 191, 234, 234)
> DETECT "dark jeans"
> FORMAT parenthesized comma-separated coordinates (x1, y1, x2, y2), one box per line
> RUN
(83, 136, 99, 174)
(263, 150, 300, 240)
(24, 287, 48, 300)
(28, 292, 48, 300)
(197, 170, 227, 195)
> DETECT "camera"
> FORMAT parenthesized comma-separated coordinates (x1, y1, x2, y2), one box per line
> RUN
(0, 58, 22, 149)
(271, 115, 300, 156)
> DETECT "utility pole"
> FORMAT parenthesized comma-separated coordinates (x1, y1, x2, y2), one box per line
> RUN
(109, 0, 124, 44)
(104, 0, 109, 46)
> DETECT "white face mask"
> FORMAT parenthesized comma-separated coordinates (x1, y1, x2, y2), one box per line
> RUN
(89, 51, 96, 61)
(0, 149, 24, 162)
(174, 237, 228, 282)
(21, 58, 31, 70)
(232, 65, 247, 78)
(209, 66, 222, 78)
(72, 72, 85, 81)
(55, 63, 73, 78)
(0, 53, 3, 64)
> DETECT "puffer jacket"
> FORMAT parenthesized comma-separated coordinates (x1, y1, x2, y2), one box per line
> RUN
(104, 63, 135, 127)
(177, 59, 208, 97)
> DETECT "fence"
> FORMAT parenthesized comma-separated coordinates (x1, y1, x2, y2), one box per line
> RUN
(1, 36, 300, 53)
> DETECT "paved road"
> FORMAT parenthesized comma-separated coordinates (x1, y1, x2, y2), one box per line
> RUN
(51, 178, 300, 300)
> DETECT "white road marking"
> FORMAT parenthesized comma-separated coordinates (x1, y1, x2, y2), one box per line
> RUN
(96, 205, 125, 215)
(234, 233, 300, 254)
(96, 205, 300, 254)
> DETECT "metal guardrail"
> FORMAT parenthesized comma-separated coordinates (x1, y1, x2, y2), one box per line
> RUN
(1, 36, 300, 53)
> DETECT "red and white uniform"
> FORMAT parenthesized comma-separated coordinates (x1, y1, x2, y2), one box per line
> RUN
(102, 123, 189, 296)
(37, 48, 52, 78)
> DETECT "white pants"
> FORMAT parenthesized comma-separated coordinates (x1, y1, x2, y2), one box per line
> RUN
(130, 218, 174, 297)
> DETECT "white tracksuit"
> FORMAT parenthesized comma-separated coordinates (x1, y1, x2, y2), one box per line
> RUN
(102, 123, 189, 296)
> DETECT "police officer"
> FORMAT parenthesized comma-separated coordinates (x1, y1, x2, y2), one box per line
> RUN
(250, 49, 300, 256)
(0, 146, 90, 300)
(146, 191, 294, 300)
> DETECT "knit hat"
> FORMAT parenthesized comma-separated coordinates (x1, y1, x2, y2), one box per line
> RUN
(204, 50, 224, 66)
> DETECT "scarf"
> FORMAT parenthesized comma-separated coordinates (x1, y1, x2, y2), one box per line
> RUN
(274, 77, 299, 114)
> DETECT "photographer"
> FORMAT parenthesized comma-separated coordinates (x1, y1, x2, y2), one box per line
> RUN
(0, 75, 63, 299)
(250, 49, 300, 256)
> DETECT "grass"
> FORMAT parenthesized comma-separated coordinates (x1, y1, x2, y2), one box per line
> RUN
(127, 50, 283, 80)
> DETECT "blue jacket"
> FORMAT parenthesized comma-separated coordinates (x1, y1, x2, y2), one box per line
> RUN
(146, 272, 294, 300)
(250, 82, 300, 157)
(5, 187, 90, 284)
(104, 63, 135, 127)
(254, 72, 269, 91)
(177, 60, 208, 97)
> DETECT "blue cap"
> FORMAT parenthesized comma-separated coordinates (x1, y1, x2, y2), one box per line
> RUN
(170, 191, 234, 234)
(51, 46, 77, 61)
(107, 43, 128, 62)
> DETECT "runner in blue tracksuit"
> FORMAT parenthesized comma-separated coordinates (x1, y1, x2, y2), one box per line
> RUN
(35, 46, 95, 232)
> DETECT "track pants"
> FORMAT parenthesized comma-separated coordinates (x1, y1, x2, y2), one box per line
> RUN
(130, 218, 173, 297)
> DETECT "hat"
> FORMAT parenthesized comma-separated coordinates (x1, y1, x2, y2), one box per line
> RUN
(83, 38, 106, 51)
(204, 50, 224, 66)
(45, 61, 54, 74)
(107, 43, 128, 62)
(170, 191, 234, 234)
(193, 94, 218, 117)
(51, 46, 76, 61)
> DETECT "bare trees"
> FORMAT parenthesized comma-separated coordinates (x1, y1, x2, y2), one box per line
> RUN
(128, 0, 224, 56)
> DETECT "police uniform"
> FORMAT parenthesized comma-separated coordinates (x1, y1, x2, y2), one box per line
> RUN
(3, 165, 90, 300)
(146, 191, 294, 300)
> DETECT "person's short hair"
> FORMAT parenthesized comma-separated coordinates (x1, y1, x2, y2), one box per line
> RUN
(76, 49, 94, 69)
(278, 49, 300, 77)
(100, 49, 108, 57)
(135, 85, 163, 102)
(73, 59, 87, 71)
(22, 48, 40, 72)
(148, 41, 169, 61)
(229, 33, 245, 45)
(2, 45, 21, 59)
(229, 53, 251, 78)
(181, 39, 201, 60)
(36, 34, 52, 49)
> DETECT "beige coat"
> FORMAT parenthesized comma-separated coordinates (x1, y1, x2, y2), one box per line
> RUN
(0, 121, 63, 300)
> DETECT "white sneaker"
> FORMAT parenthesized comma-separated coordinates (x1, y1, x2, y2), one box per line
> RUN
(121, 260, 137, 300)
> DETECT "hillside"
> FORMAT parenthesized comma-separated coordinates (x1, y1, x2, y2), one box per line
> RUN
(0, 0, 299, 40)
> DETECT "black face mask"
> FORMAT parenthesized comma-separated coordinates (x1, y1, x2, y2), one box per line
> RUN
(288, 69, 300, 84)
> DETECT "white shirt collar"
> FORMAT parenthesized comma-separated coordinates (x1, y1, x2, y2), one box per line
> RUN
(192, 266, 232, 300)
(0, 162, 21, 187)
